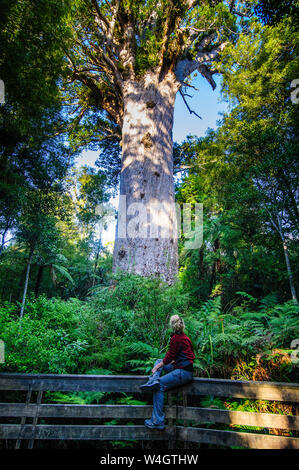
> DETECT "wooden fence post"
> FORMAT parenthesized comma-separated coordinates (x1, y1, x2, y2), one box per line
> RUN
(296, 403, 298, 439)
(168, 391, 175, 449)
(15, 384, 32, 449)
(183, 392, 188, 450)
(28, 388, 43, 449)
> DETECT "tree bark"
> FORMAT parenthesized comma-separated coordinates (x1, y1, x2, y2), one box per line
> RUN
(282, 239, 297, 304)
(0, 232, 7, 257)
(264, 206, 298, 304)
(92, 236, 102, 288)
(0, 221, 11, 256)
(35, 265, 44, 297)
(113, 72, 179, 284)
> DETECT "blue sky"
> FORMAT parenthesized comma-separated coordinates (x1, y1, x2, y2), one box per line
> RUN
(173, 74, 229, 141)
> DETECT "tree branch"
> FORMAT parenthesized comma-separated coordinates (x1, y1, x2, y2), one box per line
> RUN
(90, 0, 109, 32)
(198, 64, 217, 90)
(107, 0, 120, 45)
(175, 41, 227, 85)
(184, 0, 199, 9)
(118, 9, 136, 80)
(89, 41, 124, 89)
(174, 159, 219, 173)
(179, 89, 202, 119)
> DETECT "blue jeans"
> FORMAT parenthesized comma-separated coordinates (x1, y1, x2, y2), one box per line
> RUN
(149, 359, 193, 426)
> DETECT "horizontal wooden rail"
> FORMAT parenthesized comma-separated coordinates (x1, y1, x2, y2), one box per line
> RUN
(0, 403, 298, 430)
(0, 424, 173, 441)
(0, 404, 170, 419)
(0, 373, 298, 449)
(0, 424, 298, 449)
(176, 405, 299, 430)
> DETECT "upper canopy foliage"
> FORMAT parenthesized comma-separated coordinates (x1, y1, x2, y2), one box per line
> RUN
(64, 0, 255, 143)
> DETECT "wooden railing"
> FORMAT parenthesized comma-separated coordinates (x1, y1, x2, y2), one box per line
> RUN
(0, 373, 298, 449)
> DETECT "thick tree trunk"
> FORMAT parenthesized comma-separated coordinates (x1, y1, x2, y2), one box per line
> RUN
(113, 72, 179, 284)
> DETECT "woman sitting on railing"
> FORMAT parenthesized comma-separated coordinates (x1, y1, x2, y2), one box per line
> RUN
(140, 314, 195, 430)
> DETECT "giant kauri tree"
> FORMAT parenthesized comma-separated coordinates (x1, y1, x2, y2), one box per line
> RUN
(65, 0, 252, 283)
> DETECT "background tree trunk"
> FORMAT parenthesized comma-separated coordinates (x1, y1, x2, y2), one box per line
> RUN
(20, 246, 34, 319)
(92, 237, 102, 288)
(113, 73, 179, 284)
(0, 221, 11, 256)
(282, 239, 297, 303)
(209, 238, 220, 295)
(35, 265, 44, 297)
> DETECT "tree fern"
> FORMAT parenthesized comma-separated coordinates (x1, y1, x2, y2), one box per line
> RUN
(127, 341, 160, 357)
(258, 293, 279, 312)
(128, 359, 153, 374)
(52, 264, 74, 284)
(236, 292, 258, 304)
(198, 296, 222, 319)
(127, 341, 161, 373)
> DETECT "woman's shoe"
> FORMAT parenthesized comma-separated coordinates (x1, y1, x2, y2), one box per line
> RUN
(139, 376, 160, 390)
(144, 419, 165, 430)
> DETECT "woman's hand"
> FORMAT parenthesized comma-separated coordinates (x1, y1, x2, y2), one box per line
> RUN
(152, 361, 164, 374)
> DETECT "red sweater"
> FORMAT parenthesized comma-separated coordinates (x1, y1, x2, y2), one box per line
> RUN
(163, 333, 195, 370)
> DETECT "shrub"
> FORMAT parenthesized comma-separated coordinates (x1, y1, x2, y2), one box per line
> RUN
(0, 296, 92, 373)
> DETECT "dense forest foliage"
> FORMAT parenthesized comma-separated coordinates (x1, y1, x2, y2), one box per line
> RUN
(0, 0, 298, 392)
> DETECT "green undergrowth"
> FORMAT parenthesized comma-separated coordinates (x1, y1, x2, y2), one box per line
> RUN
(0, 273, 298, 383)
(0, 272, 298, 449)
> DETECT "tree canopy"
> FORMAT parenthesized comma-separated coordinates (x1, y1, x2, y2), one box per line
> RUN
(63, 0, 253, 145)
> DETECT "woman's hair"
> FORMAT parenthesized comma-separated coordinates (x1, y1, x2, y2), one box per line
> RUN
(169, 314, 185, 334)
